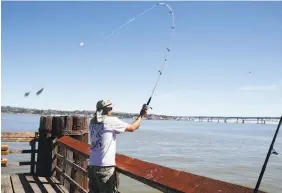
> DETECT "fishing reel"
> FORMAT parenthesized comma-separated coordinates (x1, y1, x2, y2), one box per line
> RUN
(272, 148, 278, 155)
(140, 104, 152, 116)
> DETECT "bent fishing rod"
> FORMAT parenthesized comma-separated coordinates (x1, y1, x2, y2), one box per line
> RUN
(253, 115, 282, 193)
(103, 2, 175, 109)
(143, 3, 175, 109)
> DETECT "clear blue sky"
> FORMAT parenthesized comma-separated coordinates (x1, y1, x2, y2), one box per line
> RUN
(2, 2, 282, 116)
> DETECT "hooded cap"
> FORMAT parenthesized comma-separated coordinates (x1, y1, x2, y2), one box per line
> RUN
(94, 99, 113, 123)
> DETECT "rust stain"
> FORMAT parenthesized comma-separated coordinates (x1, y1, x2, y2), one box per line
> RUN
(57, 136, 266, 193)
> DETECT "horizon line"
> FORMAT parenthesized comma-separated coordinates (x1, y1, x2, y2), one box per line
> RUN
(1, 105, 281, 119)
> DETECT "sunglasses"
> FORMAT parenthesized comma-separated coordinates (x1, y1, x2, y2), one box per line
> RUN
(107, 107, 113, 111)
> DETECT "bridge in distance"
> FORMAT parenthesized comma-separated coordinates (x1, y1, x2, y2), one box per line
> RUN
(173, 116, 280, 124)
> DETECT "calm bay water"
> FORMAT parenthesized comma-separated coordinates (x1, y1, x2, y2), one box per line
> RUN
(1, 113, 282, 193)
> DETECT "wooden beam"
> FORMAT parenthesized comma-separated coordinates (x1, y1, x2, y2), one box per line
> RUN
(1, 160, 34, 167)
(1, 175, 13, 193)
(58, 136, 89, 159)
(55, 166, 88, 193)
(55, 153, 87, 173)
(30, 138, 36, 174)
(10, 175, 25, 193)
(1, 150, 9, 155)
(49, 176, 69, 193)
(1, 149, 38, 155)
(23, 175, 45, 193)
(1, 132, 36, 138)
(36, 116, 53, 177)
(1, 158, 8, 166)
(1, 138, 34, 142)
(1, 145, 8, 151)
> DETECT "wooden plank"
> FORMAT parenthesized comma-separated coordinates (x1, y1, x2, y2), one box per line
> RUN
(1, 149, 38, 155)
(6, 161, 32, 166)
(62, 130, 88, 136)
(58, 136, 89, 159)
(10, 175, 25, 193)
(23, 175, 43, 193)
(1, 175, 13, 193)
(1, 158, 8, 166)
(22, 174, 68, 193)
(115, 154, 264, 193)
(1, 150, 9, 155)
(1, 138, 34, 142)
(55, 153, 87, 173)
(55, 166, 87, 193)
(1, 145, 8, 151)
(52, 141, 58, 177)
(57, 146, 64, 184)
(1, 132, 36, 138)
(36, 176, 57, 193)
(64, 149, 73, 191)
(50, 177, 69, 193)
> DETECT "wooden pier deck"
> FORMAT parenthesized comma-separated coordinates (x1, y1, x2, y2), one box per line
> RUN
(1, 174, 68, 193)
(1, 115, 268, 193)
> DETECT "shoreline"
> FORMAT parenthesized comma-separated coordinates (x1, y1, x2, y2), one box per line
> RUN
(1, 113, 279, 125)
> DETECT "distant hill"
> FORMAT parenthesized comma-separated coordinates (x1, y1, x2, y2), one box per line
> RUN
(1, 106, 174, 120)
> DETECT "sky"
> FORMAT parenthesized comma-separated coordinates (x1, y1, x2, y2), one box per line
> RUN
(1, 1, 282, 117)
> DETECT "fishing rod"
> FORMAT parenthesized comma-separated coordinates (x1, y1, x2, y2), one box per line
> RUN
(143, 3, 175, 109)
(104, 2, 175, 109)
(102, 2, 175, 109)
(253, 115, 282, 193)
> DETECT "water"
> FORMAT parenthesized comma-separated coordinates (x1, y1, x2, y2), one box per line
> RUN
(1, 114, 282, 193)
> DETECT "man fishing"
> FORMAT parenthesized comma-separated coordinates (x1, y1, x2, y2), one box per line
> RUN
(88, 99, 148, 193)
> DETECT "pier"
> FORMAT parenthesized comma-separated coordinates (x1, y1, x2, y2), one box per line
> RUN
(1, 116, 266, 193)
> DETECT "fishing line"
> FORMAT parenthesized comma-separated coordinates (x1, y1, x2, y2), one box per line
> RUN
(103, 4, 158, 41)
(24, 3, 175, 105)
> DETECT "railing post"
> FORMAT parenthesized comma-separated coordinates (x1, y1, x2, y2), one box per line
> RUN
(52, 116, 65, 178)
(53, 116, 65, 181)
(63, 116, 74, 192)
(29, 132, 38, 174)
(72, 116, 89, 193)
(36, 116, 53, 177)
(36, 116, 62, 177)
